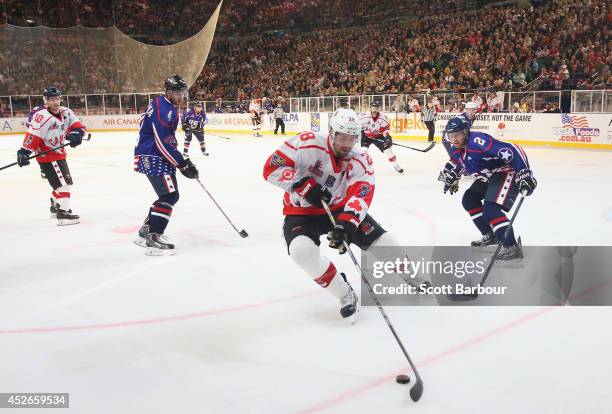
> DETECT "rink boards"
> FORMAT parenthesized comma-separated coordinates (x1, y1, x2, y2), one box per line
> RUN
(1, 111, 611, 149)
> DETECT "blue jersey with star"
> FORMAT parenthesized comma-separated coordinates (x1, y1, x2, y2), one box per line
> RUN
(182, 107, 206, 132)
(448, 131, 530, 180)
(134, 96, 185, 176)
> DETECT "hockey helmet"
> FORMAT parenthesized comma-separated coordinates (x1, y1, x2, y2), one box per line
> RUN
(330, 108, 360, 138)
(445, 116, 470, 134)
(164, 74, 188, 92)
(43, 86, 61, 98)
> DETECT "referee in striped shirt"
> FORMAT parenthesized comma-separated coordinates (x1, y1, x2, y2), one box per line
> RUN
(422, 101, 437, 142)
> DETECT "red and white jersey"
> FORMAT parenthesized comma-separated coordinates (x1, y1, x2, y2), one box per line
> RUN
(249, 101, 261, 118)
(263, 131, 375, 227)
(408, 99, 421, 112)
(22, 106, 86, 163)
(359, 112, 391, 138)
(487, 96, 500, 112)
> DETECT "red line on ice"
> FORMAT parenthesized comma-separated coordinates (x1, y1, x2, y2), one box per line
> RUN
(295, 279, 612, 414)
(0, 290, 322, 334)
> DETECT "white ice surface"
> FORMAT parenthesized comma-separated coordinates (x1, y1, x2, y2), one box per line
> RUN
(1, 131, 611, 413)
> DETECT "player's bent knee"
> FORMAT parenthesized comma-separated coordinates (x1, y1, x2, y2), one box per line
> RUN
(462, 188, 481, 210)
(159, 191, 179, 206)
(288, 236, 320, 267)
(482, 201, 504, 221)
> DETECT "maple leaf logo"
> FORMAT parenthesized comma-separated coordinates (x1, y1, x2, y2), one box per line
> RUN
(347, 199, 362, 212)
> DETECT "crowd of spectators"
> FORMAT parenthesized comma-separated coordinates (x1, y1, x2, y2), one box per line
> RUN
(1, 0, 610, 102)
(191, 0, 610, 101)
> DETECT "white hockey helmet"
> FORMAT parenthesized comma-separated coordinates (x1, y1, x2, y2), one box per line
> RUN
(329, 108, 361, 138)
(465, 101, 478, 110)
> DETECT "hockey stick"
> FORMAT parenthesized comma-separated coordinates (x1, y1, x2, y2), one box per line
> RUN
(207, 133, 231, 140)
(195, 178, 248, 238)
(448, 191, 527, 302)
(0, 133, 92, 172)
(374, 139, 435, 153)
(321, 200, 423, 402)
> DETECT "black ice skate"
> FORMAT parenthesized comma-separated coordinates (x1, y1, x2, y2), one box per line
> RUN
(495, 241, 525, 268)
(339, 273, 359, 323)
(145, 233, 175, 256)
(471, 232, 498, 249)
(56, 209, 80, 226)
(394, 164, 405, 174)
(49, 198, 58, 218)
(201, 148, 210, 156)
(134, 224, 149, 248)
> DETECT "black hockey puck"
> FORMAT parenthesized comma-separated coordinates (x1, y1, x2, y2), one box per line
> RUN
(396, 374, 410, 384)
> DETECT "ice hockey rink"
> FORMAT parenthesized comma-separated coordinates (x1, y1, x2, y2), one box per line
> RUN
(1, 131, 612, 413)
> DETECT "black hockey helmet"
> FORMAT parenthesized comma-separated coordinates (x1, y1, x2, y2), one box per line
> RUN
(445, 116, 470, 134)
(370, 101, 381, 108)
(43, 86, 62, 98)
(164, 74, 188, 92)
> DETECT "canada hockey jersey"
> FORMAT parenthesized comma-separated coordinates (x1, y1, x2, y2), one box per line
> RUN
(359, 112, 391, 139)
(21, 106, 86, 163)
(263, 131, 375, 227)
(134, 96, 185, 176)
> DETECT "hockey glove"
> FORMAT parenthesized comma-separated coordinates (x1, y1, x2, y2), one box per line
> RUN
(181, 123, 190, 132)
(442, 161, 460, 194)
(292, 177, 332, 208)
(177, 158, 199, 179)
(67, 128, 85, 148)
(17, 148, 31, 167)
(382, 135, 393, 150)
(515, 169, 537, 196)
(327, 221, 356, 254)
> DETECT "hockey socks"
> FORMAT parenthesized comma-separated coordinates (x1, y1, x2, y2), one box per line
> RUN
(148, 201, 173, 234)
(483, 201, 516, 246)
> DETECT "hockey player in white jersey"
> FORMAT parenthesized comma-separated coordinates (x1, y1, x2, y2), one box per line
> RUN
(249, 99, 262, 137)
(359, 102, 404, 174)
(263, 108, 414, 321)
(17, 86, 86, 225)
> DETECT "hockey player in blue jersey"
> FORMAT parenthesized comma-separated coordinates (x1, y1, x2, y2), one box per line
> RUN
(134, 74, 200, 256)
(441, 101, 478, 157)
(440, 116, 537, 261)
(182, 101, 208, 156)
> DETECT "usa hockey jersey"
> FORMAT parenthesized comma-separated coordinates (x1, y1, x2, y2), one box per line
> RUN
(22, 106, 86, 163)
(134, 96, 185, 176)
(448, 131, 530, 181)
(182, 108, 206, 132)
(263, 131, 375, 227)
(360, 112, 391, 138)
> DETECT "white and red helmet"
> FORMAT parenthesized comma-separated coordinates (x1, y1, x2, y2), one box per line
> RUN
(329, 108, 361, 138)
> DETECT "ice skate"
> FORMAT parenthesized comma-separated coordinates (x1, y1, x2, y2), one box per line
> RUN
(394, 164, 405, 174)
(145, 233, 175, 256)
(49, 198, 58, 218)
(134, 224, 149, 247)
(495, 238, 524, 267)
(56, 209, 80, 226)
(471, 231, 498, 252)
(339, 274, 359, 324)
